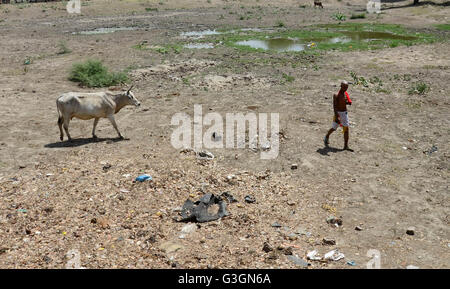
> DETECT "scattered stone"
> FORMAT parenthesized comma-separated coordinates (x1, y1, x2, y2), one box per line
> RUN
(287, 255, 309, 267)
(148, 235, 157, 243)
(97, 217, 110, 229)
(159, 241, 185, 254)
(102, 164, 112, 171)
(282, 247, 293, 255)
(197, 150, 214, 160)
(271, 222, 282, 228)
(244, 195, 256, 203)
(355, 226, 363, 231)
(295, 227, 311, 237)
(262, 242, 273, 253)
(406, 265, 419, 269)
(287, 233, 298, 241)
(423, 145, 438, 156)
(42, 256, 52, 263)
(291, 164, 298, 170)
(322, 238, 336, 245)
(287, 201, 296, 206)
(324, 250, 345, 261)
(220, 192, 238, 203)
(406, 227, 415, 236)
(326, 216, 343, 227)
(43, 207, 53, 214)
(307, 250, 321, 261)
(117, 194, 125, 201)
(181, 223, 197, 234)
(266, 251, 278, 260)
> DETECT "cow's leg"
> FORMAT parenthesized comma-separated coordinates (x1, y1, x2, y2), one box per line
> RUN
(107, 115, 123, 139)
(58, 116, 64, 141)
(92, 118, 99, 139)
(63, 116, 72, 141)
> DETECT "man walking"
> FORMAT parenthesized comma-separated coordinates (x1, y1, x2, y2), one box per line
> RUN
(324, 81, 352, 151)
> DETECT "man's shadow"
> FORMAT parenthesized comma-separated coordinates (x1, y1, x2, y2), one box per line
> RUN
(316, 145, 343, 156)
(44, 137, 128, 148)
(317, 145, 354, 156)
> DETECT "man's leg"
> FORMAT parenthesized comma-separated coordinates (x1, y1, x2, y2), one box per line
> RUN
(325, 117, 339, 146)
(324, 128, 335, 146)
(343, 126, 350, 150)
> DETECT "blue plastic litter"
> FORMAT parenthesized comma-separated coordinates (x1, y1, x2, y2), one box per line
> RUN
(135, 174, 152, 182)
(347, 261, 356, 266)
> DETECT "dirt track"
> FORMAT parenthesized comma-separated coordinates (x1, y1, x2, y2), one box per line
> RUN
(0, 0, 449, 268)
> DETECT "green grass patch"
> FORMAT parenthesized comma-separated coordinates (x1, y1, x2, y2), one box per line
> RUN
(69, 60, 128, 88)
(57, 41, 72, 55)
(281, 73, 295, 83)
(332, 12, 346, 22)
(188, 23, 439, 53)
(350, 13, 366, 19)
(408, 82, 430, 95)
(434, 23, 450, 31)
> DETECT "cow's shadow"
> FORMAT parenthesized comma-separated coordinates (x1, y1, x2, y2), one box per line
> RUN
(44, 137, 129, 148)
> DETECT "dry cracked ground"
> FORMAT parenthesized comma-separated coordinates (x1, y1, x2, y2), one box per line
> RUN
(0, 0, 449, 269)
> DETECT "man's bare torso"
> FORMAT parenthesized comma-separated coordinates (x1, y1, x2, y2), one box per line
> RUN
(334, 91, 347, 112)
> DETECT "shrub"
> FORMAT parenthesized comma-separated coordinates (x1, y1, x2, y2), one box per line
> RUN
(408, 82, 430, 95)
(282, 73, 295, 83)
(276, 20, 286, 27)
(57, 41, 72, 55)
(69, 60, 128, 87)
(350, 13, 366, 19)
(332, 12, 346, 22)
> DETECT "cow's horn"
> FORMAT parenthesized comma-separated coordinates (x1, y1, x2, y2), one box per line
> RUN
(127, 85, 134, 94)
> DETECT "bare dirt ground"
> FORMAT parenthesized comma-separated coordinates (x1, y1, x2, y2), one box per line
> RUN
(0, 0, 449, 269)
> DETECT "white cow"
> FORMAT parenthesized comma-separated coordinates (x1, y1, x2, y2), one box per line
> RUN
(56, 86, 140, 141)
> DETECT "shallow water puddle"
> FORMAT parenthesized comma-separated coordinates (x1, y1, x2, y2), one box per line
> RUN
(180, 29, 221, 38)
(333, 31, 418, 42)
(180, 28, 274, 38)
(235, 31, 418, 51)
(73, 27, 138, 35)
(183, 43, 215, 49)
(236, 38, 306, 52)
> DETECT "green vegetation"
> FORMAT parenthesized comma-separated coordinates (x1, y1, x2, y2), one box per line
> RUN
(408, 82, 430, 95)
(132, 42, 181, 54)
(209, 23, 439, 53)
(57, 41, 72, 55)
(281, 73, 295, 83)
(69, 60, 128, 88)
(350, 13, 366, 19)
(132, 41, 149, 50)
(145, 7, 158, 12)
(332, 12, 346, 22)
(276, 20, 286, 28)
(434, 23, 450, 31)
(350, 71, 368, 87)
(155, 45, 182, 54)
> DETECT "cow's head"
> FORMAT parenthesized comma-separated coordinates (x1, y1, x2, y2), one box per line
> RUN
(125, 85, 141, 107)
